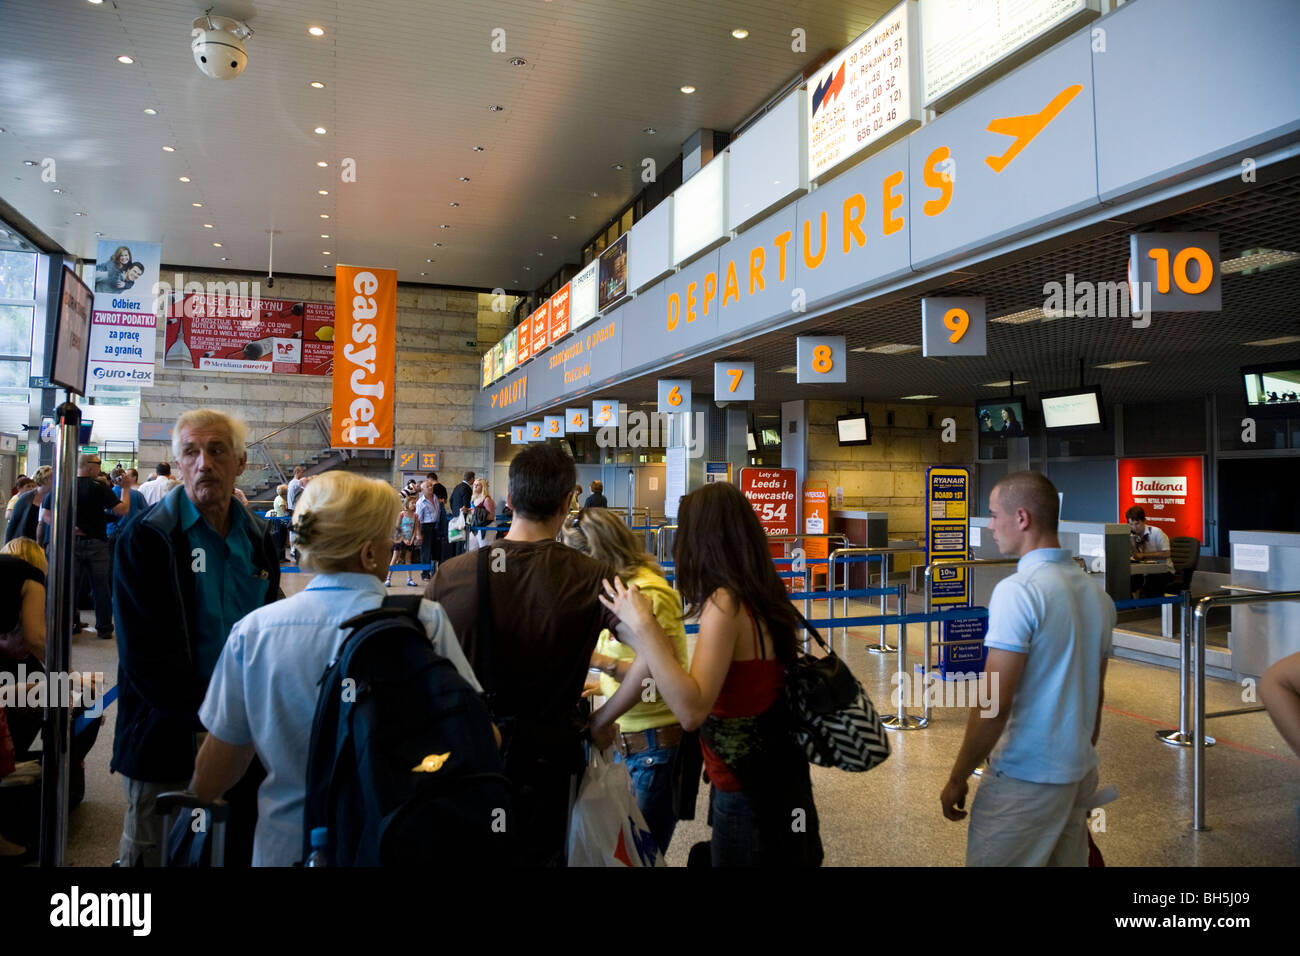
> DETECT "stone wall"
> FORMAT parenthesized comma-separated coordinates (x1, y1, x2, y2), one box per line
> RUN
(140, 270, 493, 491)
(806, 400, 975, 558)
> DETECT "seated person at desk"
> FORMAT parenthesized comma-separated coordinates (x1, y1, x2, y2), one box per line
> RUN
(1126, 505, 1173, 596)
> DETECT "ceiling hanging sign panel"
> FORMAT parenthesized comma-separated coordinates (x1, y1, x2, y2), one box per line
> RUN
(568, 259, 600, 332)
(921, 0, 1099, 112)
(806, 0, 921, 184)
(672, 152, 729, 266)
(921, 296, 987, 357)
(908, 29, 1098, 271)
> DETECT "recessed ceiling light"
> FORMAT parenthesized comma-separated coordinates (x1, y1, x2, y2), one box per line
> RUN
(488, 105, 504, 112)
(731, 28, 749, 39)
(321, 233, 330, 238)
(95, 231, 103, 237)
(316, 161, 328, 167)
(854, 343, 919, 354)
(680, 85, 695, 94)
(310, 81, 325, 89)
(458, 176, 471, 182)
(643, 127, 656, 134)
(448, 201, 459, 207)
(212, 242, 222, 247)
(323, 265, 330, 269)
(192, 202, 203, 207)
(1243, 335, 1300, 347)
(88, 0, 104, 4)
(308, 26, 325, 36)
(203, 223, 213, 228)
(426, 258, 434, 263)
(314, 127, 327, 135)
(899, 394, 939, 400)
(74, 211, 86, 216)
(1094, 360, 1150, 370)
(178, 176, 190, 182)
(143, 108, 157, 115)
(777, 366, 797, 374)
(471, 145, 485, 152)
(117, 55, 133, 64)
(524, 266, 531, 271)
(440, 224, 450, 229)
(508, 57, 527, 67)
(320, 213, 330, 219)
(318, 189, 328, 195)
(220, 256, 229, 261)
(590, 192, 599, 198)
(22, 160, 36, 166)
(162, 145, 175, 152)
(1221, 248, 1300, 275)
(420, 272, 427, 276)
(567, 215, 577, 221)
(536, 252, 544, 257)
(322, 250, 331, 255)
(990, 308, 1045, 325)
(612, 163, 624, 170)
(550, 234, 559, 240)
(433, 242, 443, 248)
(50, 187, 62, 193)
(982, 379, 1029, 387)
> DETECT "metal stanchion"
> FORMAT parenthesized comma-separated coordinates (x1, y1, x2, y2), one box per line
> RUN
(870, 553, 894, 654)
(40, 401, 80, 867)
(1157, 589, 1214, 747)
(882, 587, 924, 730)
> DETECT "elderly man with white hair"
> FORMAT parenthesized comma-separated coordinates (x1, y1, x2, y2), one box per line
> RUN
(110, 408, 283, 866)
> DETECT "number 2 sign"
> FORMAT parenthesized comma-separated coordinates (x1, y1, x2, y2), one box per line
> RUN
(525, 421, 545, 443)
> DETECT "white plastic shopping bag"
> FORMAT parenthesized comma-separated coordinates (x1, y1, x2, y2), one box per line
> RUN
(566, 749, 664, 867)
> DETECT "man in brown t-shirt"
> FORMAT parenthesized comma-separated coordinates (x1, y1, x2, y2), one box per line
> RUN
(429, 443, 617, 866)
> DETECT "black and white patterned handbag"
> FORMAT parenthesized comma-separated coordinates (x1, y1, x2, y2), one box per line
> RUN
(786, 611, 890, 772)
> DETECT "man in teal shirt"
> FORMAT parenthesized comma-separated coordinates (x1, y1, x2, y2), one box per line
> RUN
(112, 409, 281, 866)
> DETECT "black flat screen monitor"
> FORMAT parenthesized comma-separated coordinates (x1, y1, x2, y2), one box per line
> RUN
(836, 413, 871, 446)
(1040, 386, 1105, 432)
(976, 397, 1027, 438)
(1242, 360, 1300, 415)
(51, 266, 94, 394)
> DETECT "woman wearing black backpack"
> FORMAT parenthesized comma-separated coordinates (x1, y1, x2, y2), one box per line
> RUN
(599, 482, 822, 866)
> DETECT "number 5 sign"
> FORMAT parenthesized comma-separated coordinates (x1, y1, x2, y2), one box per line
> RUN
(713, 361, 754, 401)
(796, 336, 846, 384)
(922, 297, 986, 357)
(592, 399, 619, 428)
(657, 379, 692, 414)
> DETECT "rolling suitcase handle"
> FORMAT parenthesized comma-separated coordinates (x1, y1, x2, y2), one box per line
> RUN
(154, 791, 230, 867)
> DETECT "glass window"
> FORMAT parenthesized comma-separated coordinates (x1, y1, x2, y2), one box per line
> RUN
(0, 359, 28, 404)
(620, 208, 634, 234)
(0, 304, 34, 356)
(0, 251, 37, 300)
(594, 234, 606, 255)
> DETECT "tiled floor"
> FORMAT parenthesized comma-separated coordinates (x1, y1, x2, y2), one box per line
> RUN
(50, 574, 1300, 866)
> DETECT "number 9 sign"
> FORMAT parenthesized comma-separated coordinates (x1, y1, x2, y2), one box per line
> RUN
(921, 297, 986, 357)
(657, 379, 692, 414)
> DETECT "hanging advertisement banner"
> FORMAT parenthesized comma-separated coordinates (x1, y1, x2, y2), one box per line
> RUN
(1117, 456, 1205, 543)
(165, 294, 335, 375)
(803, 480, 830, 583)
(89, 239, 162, 388)
(598, 233, 629, 312)
(741, 467, 798, 536)
(331, 266, 396, 449)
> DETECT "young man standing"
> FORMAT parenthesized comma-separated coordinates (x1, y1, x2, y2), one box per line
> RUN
(940, 471, 1115, 866)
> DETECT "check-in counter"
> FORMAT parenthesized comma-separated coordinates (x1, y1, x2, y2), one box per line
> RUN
(970, 518, 1131, 605)
(829, 510, 888, 588)
(1227, 530, 1300, 678)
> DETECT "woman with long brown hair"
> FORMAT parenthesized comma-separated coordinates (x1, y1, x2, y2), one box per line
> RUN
(562, 507, 686, 854)
(600, 481, 821, 865)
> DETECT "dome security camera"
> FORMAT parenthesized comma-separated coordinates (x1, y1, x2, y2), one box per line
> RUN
(191, 15, 254, 80)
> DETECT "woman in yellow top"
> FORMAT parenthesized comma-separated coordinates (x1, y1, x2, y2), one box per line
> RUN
(563, 507, 687, 854)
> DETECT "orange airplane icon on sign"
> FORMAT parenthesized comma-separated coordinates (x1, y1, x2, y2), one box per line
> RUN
(399, 452, 415, 468)
(984, 84, 1083, 173)
(490, 394, 498, 408)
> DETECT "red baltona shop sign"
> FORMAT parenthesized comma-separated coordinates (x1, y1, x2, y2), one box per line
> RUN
(1117, 456, 1205, 544)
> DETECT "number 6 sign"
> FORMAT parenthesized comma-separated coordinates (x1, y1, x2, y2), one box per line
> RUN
(657, 379, 692, 414)
(921, 297, 986, 357)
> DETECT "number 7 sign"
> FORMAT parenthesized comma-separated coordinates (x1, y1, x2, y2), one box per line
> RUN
(713, 362, 754, 401)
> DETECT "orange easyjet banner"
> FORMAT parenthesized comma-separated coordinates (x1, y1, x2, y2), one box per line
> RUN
(331, 265, 396, 449)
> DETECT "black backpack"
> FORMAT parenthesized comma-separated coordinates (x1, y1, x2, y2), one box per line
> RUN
(302, 594, 512, 866)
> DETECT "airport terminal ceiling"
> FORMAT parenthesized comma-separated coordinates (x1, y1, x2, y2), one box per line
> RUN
(575, 170, 1300, 413)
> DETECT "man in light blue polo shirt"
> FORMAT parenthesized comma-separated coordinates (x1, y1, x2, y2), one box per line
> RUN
(940, 471, 1115, 866)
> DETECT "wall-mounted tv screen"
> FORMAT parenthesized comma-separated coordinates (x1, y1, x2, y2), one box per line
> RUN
(976, 397, 1027, 438)
(51, 266, 93, 394)
(1242, 361, 1300, 414)
(760, 427, 781, 447)
(836, 413, 871, 446)
(1040, 386, 1105, 432)
(746, 430, 757, 452)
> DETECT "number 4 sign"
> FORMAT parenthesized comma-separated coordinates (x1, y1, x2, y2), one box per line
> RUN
(713, 361, 754, 401)
(565, 408, 590, 433)
(657, 379, 691, 414)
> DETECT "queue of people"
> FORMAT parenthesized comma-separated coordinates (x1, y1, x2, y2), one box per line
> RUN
(5, 407, 1300, 869)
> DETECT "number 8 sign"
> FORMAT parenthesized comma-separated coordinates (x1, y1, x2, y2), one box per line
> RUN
(796, 336, 846, 384)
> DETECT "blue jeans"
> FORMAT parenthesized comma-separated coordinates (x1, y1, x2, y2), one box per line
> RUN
(709, 786, 762, 866)
(612, 736, 677, 856)
(74, 537, 113, 637)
